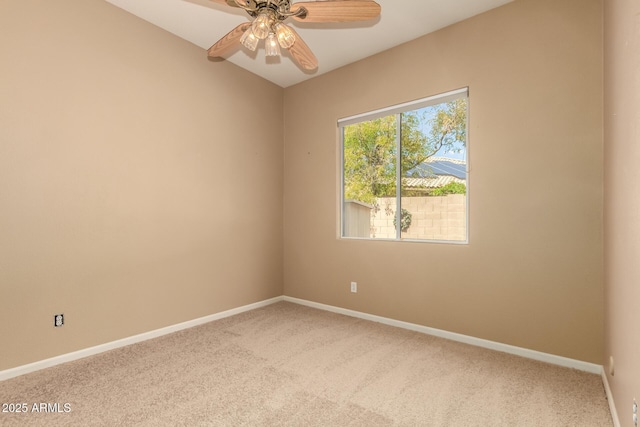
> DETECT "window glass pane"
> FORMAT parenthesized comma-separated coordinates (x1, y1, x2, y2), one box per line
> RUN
(400, 98, 468, 241)
(340, 88, 468, 243)
(343, 115, 397, 238)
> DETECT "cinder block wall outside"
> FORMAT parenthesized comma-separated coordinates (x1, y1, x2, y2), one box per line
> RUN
(372, 195, 466, 241)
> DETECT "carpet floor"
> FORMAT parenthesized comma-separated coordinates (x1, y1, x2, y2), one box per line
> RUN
(0, 301, 613, 426)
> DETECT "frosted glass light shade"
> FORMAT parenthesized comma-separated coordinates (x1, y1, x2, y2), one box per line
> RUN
(252, 12, 272, 40)
(274, 22, 295, 49)
(265, 32, 281, 56)
(240, 27, 259, 51)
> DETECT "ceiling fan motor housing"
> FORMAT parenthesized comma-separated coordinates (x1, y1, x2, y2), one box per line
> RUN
(242, 0, 306, 20)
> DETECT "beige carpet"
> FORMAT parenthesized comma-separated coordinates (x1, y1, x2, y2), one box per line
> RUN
(0, 302, 613, 426)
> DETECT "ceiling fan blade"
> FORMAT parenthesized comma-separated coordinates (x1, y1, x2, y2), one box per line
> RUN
(292, 1, 381, 23)
(286, 26, 318, 71)
(207, 23, 250, 58)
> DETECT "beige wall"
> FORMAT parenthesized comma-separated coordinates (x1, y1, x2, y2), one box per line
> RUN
(0, 0, 283, 370)
(284, 0, 604, 363)
(604, 0, 640, 423)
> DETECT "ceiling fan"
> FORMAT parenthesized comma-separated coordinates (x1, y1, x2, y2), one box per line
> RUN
(207, 0, 381, 71)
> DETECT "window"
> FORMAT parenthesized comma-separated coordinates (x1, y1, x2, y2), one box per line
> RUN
(340, 88, 469, 243)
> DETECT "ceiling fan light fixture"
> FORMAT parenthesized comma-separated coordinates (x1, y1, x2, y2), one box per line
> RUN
(240, 27, 259, 51)
(274, 22, 295, 49)
(207, 0, 381, 72)
(265, 32, 281, 56)
(251, 11, 274, 40)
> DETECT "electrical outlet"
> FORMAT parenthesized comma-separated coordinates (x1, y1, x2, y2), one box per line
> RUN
(350, 281, 357, 293)
(54, 314, 64, 327)
(609, 356, 615, 376)
(634, 399, 638, 427)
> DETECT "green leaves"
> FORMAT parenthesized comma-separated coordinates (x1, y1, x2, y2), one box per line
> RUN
(343, 115, 397, 204)
(430, 99, 467, 151)
(343, 98, 467, 205)
(430, 182, 467, 196)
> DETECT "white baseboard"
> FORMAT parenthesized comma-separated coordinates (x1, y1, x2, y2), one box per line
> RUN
(602, 370, 621, 427)
(284, 296, 603, 374)
(1, 295, 605, 383)
(0, 296, 284, 382)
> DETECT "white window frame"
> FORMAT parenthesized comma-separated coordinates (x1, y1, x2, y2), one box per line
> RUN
(339, 87, 469, 244)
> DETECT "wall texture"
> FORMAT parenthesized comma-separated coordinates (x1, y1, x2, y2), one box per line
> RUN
(604, 0, 640, 423)
(0, 0, 284, 370)
(283, 0, 604, 363)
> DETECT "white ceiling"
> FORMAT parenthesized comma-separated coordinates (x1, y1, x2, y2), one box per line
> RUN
(104, 0, 514, 88)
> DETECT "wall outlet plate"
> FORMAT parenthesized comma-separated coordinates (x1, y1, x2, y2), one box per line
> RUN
(54, 314, 64, 327)
(350, 282, 357, 293)
(609, 356, 615, 376)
